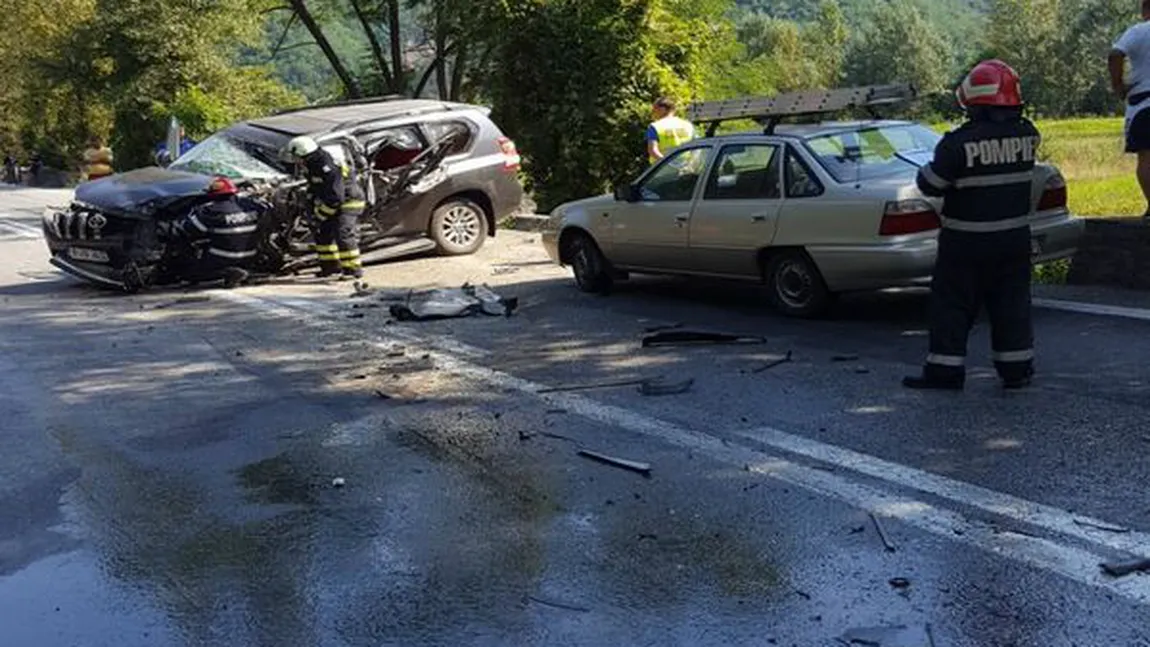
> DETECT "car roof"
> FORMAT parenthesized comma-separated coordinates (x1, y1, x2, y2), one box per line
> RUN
(243, 98, 488, 137)
(704, 119, 920, 142)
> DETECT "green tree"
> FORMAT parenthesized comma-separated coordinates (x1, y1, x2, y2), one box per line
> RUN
(484, 0, 728, 211)
(845, 0, 952, 98)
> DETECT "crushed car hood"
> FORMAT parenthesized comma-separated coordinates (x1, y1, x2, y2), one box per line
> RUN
(74, 167, 213, 214)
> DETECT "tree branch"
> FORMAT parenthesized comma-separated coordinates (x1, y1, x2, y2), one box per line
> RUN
(349, 0, 395, 91)
(268, 12, 300, 60)
(287, 0, 362, 98)
(261, 5, 293, 14)
(413, 41, 458, 98)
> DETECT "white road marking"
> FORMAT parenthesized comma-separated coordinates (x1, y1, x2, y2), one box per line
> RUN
(0, 218, 41, 240)
(1035, 298, 1150, 322)
(215, 288, 1150, 604)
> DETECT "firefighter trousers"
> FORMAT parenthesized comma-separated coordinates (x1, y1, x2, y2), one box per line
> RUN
(314, 207, 362, 276)
(923, 229, 1034, 383)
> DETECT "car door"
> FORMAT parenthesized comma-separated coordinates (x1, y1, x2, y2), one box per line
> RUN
(610, 145, 712, 270)
(687, 142, 784, 277)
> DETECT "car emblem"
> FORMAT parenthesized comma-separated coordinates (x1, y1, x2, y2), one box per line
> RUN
(88, 214, 107, 230)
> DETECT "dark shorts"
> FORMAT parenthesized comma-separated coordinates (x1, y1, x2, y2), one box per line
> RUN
(1127, 108, 1150, 152)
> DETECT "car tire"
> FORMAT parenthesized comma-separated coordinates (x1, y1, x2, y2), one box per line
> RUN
(429, 198, 487, 256)
(763, 249, 834, 318)
(566, 232, 613, 294)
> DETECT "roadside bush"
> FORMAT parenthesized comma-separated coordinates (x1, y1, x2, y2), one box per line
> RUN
(1032, 259, 1070, 284)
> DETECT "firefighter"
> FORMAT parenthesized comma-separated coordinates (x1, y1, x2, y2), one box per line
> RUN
(172, 177, 260, 287)
(647, 97, 695, 165)
(903, 59, 1041, 391)
(285, 136, 365, 279)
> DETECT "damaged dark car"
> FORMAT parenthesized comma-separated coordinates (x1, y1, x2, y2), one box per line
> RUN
(42, 98, 526, 291)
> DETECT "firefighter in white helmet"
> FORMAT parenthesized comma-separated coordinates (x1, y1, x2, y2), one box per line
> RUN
(286, 135, 365, 279)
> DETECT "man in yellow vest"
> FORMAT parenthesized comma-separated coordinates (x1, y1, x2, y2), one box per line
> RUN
(646, 97, 695, 165)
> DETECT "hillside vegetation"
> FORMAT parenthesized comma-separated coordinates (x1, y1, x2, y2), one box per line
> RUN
(0, 0, 1142, 213)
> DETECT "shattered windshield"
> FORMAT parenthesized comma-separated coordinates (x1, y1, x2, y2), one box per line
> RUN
(169, 131, 287, 180)
(804, 124, 943, 183)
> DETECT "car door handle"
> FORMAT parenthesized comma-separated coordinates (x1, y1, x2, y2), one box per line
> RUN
(674, 214, 689, 227)
(751, 215, 767, 222)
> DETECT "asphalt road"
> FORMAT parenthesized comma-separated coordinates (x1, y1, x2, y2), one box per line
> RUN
(3, 186, 1150, 646)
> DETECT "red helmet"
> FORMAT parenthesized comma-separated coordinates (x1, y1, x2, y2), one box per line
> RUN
(956, 59, 1023, 108)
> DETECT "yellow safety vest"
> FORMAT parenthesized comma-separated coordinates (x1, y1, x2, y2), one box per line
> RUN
(649, 116, 695, 164)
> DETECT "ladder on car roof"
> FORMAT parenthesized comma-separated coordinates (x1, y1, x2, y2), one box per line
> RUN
(685, 83, 917, 137)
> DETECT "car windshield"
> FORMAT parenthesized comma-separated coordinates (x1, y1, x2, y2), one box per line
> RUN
(804, 124, 942, 183)
(169, 131, 288, 180)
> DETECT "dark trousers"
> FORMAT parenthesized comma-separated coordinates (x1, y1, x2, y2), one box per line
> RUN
(314, 208, 362, 275)
(924, 228, 1034, 382)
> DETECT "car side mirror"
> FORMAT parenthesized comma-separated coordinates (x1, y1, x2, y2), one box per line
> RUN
(614, 183, 639, 202)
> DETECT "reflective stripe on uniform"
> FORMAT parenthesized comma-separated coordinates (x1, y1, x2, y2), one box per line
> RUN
(317, 203, 338, 216)
(926, 353, 965, 367)
(188, 214, 210, 233)
(207, 247, 257, 259)
(339, 249, 362, 268)
(992, 349, 1034, 362)
(209, 225, 258, 235)
(940, 214, 1032, 233)
(952, 171, 1034, 189)
(313, 243, 339, 260)
(338, 249, 360, 259)
(919, 164, 951, 190)
(341, 200, 366, 211)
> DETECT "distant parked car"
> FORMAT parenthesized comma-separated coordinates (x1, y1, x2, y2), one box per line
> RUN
(541, 117, 1082, 317)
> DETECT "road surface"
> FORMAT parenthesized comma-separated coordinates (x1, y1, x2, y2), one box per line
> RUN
(3, 186, 1150, 646)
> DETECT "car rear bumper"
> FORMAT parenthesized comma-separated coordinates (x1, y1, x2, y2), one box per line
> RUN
(1030, 211, 1084, 263)
(809, 237, 938, 292)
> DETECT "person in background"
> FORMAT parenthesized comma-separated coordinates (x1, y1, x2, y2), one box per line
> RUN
(154, 128, 196, 166)
(1109, 0, 1150, 223)
(646, 97, 695, 165)
(27, 153, 42, 186)
(3, 154, 17, 184)
(81, 136, 114, 182)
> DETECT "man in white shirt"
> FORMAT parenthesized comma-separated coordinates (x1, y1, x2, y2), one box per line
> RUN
(1109, 0, 1150, 222)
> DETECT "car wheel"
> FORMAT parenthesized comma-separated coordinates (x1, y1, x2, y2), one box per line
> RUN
(429, 198, 487, 256)
(566, 233, 613, 294)
(764, 250, 833, 318)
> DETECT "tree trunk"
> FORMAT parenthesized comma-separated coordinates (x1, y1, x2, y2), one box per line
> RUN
(287, 0, 362, 98)
(349, 0, 395, 92)
(387, 0, 405, 93)
(413, 42, 456, 98)
(449, 43, 467, 101)
(434, 0, 448, 99)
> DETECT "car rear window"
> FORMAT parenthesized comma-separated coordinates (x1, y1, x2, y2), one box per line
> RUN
(804, 124, 942, 183)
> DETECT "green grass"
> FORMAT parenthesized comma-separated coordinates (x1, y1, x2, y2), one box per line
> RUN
(935, 116, 1142, 217)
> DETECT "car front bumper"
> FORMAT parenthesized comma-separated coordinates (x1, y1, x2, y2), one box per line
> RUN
(541, 229, 561, 264)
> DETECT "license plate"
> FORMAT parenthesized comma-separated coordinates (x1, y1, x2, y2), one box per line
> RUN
(1030, 238, 1043, 255)
(68, 247, 110, 263)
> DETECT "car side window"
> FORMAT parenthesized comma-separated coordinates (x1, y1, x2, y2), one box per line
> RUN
(424, 120, 474, 156)
(784, 146, 823, 198)
(703, 144, 781, 200)
(638, 147, 711, 202)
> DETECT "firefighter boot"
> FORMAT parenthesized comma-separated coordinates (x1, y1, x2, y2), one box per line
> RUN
(901, 364, 964, 391)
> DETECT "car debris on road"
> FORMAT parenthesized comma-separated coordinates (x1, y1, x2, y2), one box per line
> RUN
(385, 284, 519, 321)
(641, 329, 767, 347)
(577, 449, 652, 476)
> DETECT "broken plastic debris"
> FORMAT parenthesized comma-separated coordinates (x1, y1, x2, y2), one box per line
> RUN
(332, 477, 346, 488)
(388, 284, 518, 321)
(577, 449, 652, 476)
(750, 350, 793, 373)
(1100, 557, 1150, 577)
(870, 513, 896, 552)
(641, 330, 766, 347)
(637, 377, 694, 396)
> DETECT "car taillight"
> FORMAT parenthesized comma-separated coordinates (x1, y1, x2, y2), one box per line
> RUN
(1037, 173, 1067, 211)
(497, 136, 521, 172)
(879, 199, 940, 236)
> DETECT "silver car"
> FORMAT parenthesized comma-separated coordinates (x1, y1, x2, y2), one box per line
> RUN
(541, 120, 1083, 317)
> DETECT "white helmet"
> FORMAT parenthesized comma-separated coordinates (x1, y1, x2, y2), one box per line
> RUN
(285, 135, 319, 159)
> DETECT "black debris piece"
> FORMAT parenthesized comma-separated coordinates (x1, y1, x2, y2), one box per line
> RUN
(751, 350, 793, 374)
(832, 354, 860, 362)
(1101, 557, 1150, 577)
(577, 449, 652, 476)
(638, 377, 694, 396)
(641, 330, 766, 348)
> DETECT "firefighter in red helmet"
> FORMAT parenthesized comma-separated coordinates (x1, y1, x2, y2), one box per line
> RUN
(903, 59, 1042, 391)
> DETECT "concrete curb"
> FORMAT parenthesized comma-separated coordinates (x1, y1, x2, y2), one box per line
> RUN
(500, 213, 551, 233)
